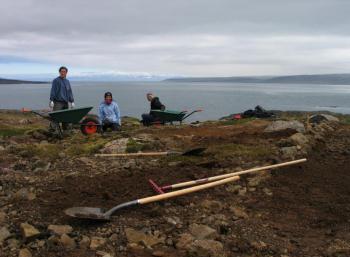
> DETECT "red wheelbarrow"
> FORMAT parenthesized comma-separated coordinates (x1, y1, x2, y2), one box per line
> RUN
(24, 106, 101, 138)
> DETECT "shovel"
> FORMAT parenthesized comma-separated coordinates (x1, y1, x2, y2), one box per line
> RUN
(64, 175, 240, 221)
(94, 147, 206, 157)
(149, 158, 307, 194)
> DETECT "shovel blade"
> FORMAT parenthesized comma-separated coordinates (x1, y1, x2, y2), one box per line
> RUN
(64, 207, 110, 221)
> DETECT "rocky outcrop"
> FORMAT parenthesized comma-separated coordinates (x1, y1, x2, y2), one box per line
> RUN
(264, 120, 305, 133)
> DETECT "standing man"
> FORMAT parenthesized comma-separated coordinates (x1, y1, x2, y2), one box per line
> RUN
(98, 92, 121, 132)
(141, 93, 165, 126)
(49, 66, 75, 130)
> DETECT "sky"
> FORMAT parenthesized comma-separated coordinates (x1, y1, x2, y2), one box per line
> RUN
(1, 0, 350, 78)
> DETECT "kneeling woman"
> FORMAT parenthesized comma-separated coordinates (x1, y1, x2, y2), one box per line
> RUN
(98, 92, 121, 131)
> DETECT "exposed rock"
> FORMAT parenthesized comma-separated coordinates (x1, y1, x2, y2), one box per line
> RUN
(96, 251, 113, 257)
(0, 145, 5, 151)
(189, 239, 226, 257)
(19, 119, 31, 125)
(7, 238, 20, 249)
(176, 233, 195, 249)
(247, 171, 270, 187)
(250, 240, 268, 251)
(20, 223, 40, 241)
(319, 123, 335, 132)
(101, 138, 129, 153)
(125, 228, 164, 248)
(164, 216, 182, 226)
(225, 184, 242, 193)
(0, 211, 6, 225)
(18, 248, 32, 257)
(263, 188, 273, 196)
(90, 236, 107, 250)
(326, 239, 350, 256)
(290, 133, 309, 147)
(200, 200, 223, 210)
(276, 138, 294, 147)
(189, 224, 218, 240)
(48, 225, 73, 236)
(79, 235, 90, 249)
(264, 120, 305, 133)
(238, 187, 247, 196)
(230, 207, 248, 219)
(310, 114, 339, 124)
(0, 226, 11, 243)
(59, 233, 76, 250)
(58, 152, 66, 158)
(152, 250, 166, 256)
(14, 188, 36, 201)
(280, 146, 298, 160)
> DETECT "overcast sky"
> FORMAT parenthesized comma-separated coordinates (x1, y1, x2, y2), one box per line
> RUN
(1, 0, 350, 77)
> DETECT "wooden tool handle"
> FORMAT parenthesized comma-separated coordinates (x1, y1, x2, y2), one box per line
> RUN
(139, 176, 240, 205)
(171, 158, 307, 189)
(95, 152, 169, 157)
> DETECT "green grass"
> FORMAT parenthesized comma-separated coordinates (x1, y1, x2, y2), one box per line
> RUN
(218, 117, 256, 126)
(125, 138, 145, 153)
(0, 124, 44, 137)
(339, 115, 350, 125)
(0, 127, 29, 137)
(17, 144, 60, 159)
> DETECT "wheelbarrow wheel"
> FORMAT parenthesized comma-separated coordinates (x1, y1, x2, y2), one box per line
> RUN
(80, 117, 101, 135)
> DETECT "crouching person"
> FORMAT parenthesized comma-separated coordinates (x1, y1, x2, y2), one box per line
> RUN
(98, 92, 121, 132)
(141, 93, 165, 126)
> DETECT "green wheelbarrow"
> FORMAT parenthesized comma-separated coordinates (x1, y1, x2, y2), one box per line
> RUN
(150, 109, 202, 125)
(27, 106, 101, 137)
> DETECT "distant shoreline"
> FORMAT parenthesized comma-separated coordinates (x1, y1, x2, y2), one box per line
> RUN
(0, 78, 47, 84)
(164, 73, 350, 85)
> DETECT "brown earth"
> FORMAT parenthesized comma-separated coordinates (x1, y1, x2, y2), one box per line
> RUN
(0, 111, 350, 257)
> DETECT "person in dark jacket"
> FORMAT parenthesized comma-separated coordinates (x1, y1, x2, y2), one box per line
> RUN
(141, 93, 165, 126)
(49, 66, 74, 130)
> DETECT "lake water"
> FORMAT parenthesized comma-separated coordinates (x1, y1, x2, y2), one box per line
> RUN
(1, 81, 350, 121)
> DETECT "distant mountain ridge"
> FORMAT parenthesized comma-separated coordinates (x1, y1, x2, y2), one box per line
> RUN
(0, 78, 46, 84)
(165, 74, 350, 85)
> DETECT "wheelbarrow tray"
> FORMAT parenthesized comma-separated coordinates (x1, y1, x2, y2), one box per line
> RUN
(150, 110, 187, 122)
(48, 106, 93, 124)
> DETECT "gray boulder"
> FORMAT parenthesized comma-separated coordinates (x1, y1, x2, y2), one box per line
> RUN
(264, 120, 305, 133)
(310, 114, 339, 124)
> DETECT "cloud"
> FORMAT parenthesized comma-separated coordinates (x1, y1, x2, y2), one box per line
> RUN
(1, 0, 350, 76)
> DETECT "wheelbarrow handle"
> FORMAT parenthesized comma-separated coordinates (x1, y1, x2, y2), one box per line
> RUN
(181, 109, 203, 121)
(138, 175, 240, 205)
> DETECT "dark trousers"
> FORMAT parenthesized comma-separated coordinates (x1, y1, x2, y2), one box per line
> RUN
(141, 113, 155, 126)
(51, 101, 69, 130)
(102, 120, 120, 132)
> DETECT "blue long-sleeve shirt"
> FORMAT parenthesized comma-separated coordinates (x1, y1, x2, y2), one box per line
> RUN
(50, 76, 74, 103)
(98, 101, 121, 125)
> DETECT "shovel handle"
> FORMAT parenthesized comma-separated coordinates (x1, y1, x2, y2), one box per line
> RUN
(169, 158, 307, 190)
(138, 175, 240, 205)
(95, 152, 169, 157)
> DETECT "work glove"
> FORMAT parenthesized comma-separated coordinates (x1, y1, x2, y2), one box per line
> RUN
(70, 102, 75, 108)
(49, 101, 54, 108)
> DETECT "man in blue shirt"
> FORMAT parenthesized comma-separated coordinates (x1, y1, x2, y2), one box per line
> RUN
(98, 92, 121, 132)
(49, 66, 75, 130)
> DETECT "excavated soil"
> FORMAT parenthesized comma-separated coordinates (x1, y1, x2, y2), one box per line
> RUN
(1, 113, 350, 257)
